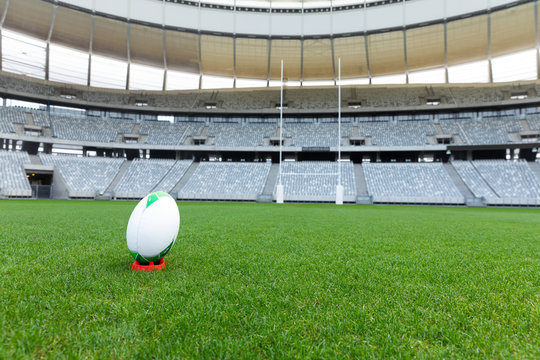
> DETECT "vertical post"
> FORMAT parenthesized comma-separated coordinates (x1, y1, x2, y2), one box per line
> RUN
(532, 0, 540, 79)
(338, 57, 341, 184)
(336, 58, 343, 205)
(276, 59, 284, 203)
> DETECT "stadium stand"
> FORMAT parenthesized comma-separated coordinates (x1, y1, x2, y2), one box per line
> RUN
(0, 105, 534, 148)
(357, 121, 436, 146)
(206, 123, 276, 147)
(0, 107, 24, 133)
(40, 153, 124, 198)
(178, 162, 271, 200)
(440, 118, 522, 145)
(528, 117, 540, 131)
(112, 159, 192, 198)
(472, 160, 540, 204)
(113, 158, 178, 199)
(52, 116, 134, 143)
(140, 121, 203, 146)
(0, 150, 32, 197)
(276, 161, 356, 202)
(152, 160, 193, 194)
(31, 110, 52, 127)
(451, 161, 499, 200)
(0, 73, 533, 113)
(363, 162, 463, 204)
(282, 123, 353, 147)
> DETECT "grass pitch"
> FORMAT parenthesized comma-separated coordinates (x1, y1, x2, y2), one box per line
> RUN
(0, 200, 539, 359)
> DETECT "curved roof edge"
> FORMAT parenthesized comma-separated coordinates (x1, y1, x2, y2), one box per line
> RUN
(49, 0, 526, 39)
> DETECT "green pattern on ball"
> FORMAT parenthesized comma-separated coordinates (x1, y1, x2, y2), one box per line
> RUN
(146, 191, 172, 208)
(159, 238, 175, 258)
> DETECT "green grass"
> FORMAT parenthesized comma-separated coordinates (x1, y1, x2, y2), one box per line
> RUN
(0, 200, 539, 359)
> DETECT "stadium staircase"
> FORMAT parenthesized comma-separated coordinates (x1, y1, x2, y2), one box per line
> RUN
(521, 119, 531, 131)
(170, 161, 199, 196)
(104, 160, 130, 195)
(529, 162, 540, 182)
(444, 163, 474, 199)
(29, 154, 42, 165)
(261, 163, 279, 196)
(152, 161, 179, 193)
(353, 164, 369, 196)
(354, 164, 372, 204)
(25, 113, 35, 126)
(131, 123, 140, 134)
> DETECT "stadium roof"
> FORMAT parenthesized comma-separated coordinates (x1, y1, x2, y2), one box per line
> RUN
(0, 0, 537, 90)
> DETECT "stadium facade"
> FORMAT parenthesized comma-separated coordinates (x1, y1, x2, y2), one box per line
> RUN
(0, 0, 539, 205)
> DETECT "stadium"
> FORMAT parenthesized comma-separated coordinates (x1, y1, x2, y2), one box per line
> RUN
(0, 0, 539, 358)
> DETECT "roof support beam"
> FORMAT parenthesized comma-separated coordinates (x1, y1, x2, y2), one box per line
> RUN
(197, 0, 202, 90)
(534, 0, 540, 80)
(232, 0, 237, 88)
(0, 0, 9, 26)
(266, 38, 272, 87)
(126, 22, 131, 90)
(330, 1, 336, 85)
(88, 15, 94, 87)
(364, 34, 371, 85)
(198, 32, 202, 90)
(363, 0, 371, 84)
(402, 0, 408, 84)
(233, 37, 237, 88)
(403, 29, 408, 84)
(300, 38, 304, 85)
(0, 0, 10, 72)
(444, 21, 448, 84)
(487, 7, 493, 83)
(0, 0, 9, 71)
(45, 5, 57, 81)
(162, 28, 167, 91)
(162, 0, 167, 91)
(331, 37, 336, 85)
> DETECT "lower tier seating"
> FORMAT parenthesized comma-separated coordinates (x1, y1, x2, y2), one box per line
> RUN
(114, 158, 192, 199)
(363, 162, 463, 204)
(0, 150, 31, 197)
(275, 161, 356, 202)
(179, 162, 271, 201)
(40, 153, 124, 198)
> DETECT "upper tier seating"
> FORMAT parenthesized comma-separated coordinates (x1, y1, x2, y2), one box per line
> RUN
(40, 153, 124, 198)
(363, 162, 463, 203)
(276, 161, 356, 202)
(472, 160, 540, 201)
(140, 121, 204, 146)
(0, 105, 535, 148)
(52, 116, 134, 143)
(0, 107, 25, 133)
(31, 111, 52, 127)
(282, 123, 353, 147)
(357, 121, 436, 146)
(179, 162, 271, 200)
(206, 123, 277, 147)
(528, 117, 540, 131)
(440, 118, 522, 145)
(0, 150, 31, 196)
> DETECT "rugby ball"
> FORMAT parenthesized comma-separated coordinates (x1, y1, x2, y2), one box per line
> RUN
(126, 191, 180, 264)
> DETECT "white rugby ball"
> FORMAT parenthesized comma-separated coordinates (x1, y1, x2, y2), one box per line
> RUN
(126, 191, 180, 264)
